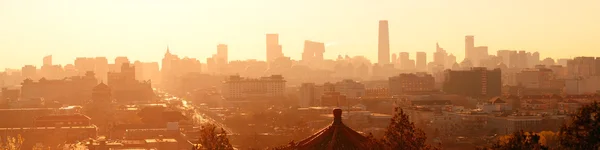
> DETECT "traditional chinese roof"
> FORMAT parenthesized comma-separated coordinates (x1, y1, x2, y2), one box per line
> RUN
(35, 114, 91, 121)
(290, 108, 368, 150)
(93, 82, 110, 91)
(489, 97, 507, 104)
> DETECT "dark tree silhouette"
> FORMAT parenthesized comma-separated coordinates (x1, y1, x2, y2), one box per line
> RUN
(380, 107, 436, 150)
(559, 101, 600, 149)
(489, 130, 548, 150)
(193, 123, 234, 150)
(362, 133, 385, 150)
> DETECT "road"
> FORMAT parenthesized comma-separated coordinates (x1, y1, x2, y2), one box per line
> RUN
(159, 91, 234, 134)
(192, 108, 234, 134)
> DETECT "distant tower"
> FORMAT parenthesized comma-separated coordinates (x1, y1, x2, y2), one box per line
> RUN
(266, 34, 283, 62)
(465, 35, 475, 60)
(43, 55, 52, 66)
(399, 52, 409, 69)
(217, 44, 228, 64)
(434, 42, 448, 67)
(115, 56, 130, 72)
(416, 52, 427, 70)
(378, 20, 390, 64)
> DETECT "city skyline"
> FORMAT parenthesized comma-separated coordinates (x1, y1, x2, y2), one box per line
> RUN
(1, 0, 599, 69)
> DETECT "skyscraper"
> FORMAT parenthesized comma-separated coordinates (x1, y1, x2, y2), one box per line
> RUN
(434, 42, 447, 67)
(416, 52, 426, 70)
(217, 44, 228, 64)
(399, 52, 409, 69)
(43, 55, 52, 66)
(446, 54, 457, 68)
(497, 50, 512, 67)
(473, 46, 489, 66)
(465, 35, 475, 60)
(378, 20, 390, 64)
(266, 34, 283, 62)
(302, 40, 325, 63)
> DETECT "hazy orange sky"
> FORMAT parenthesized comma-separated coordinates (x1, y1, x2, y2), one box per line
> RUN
(1, 0, 599, 69)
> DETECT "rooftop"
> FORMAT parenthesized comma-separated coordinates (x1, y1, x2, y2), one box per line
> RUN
(284, 108, 369, 149)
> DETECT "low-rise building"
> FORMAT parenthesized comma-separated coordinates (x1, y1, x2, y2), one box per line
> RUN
(222, 75, 286, 100)
(389, 73, 436, 96)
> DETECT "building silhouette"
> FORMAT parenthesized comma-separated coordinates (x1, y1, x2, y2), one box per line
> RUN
(465, 35, 475, 61)
(302, 40, 325, 64)
(21, 65, 37, 80)
(389, 73, 436, 96)
(217, 44, 228, 64)
(434, 42, 448, 68)
(222, 75, 286, 100)
(416, 52, 427, 71)
(21, 71, 98, 105)
(266, 34, 283, 63)
(378, 20, 390, 64)
(299, 83, 325, 107)
(107, 63, 154, 103)
(443, 67, 502, 98)
(43, 55, 52, 66)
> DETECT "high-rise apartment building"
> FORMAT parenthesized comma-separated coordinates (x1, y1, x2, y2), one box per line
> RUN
(529, 52, 540, 67)
(518, 51, 528, 68)
(378, 20, 390, 64)
(21, 65, 37, 79)
(465, 35, 475, 61)
(473, 46, 489, 66)
(416, 52, 426, 70)
(434, 43, 447, 67)
(115, 57, 130, 68)
(217, 44, 228, 64)
(567, 57, 600, 78)
(266, 34, 283, 62)
(94, 57, 109, 82)
(497, 50, 512, 67)
(446, 54, 457, 69)
(299, 83, 324, 107)
(516, 68, 556, 89)
(399, 52, 410, 69)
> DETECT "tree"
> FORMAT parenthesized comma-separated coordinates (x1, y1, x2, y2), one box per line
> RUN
(0, 135, 24, 150)
(559, 101, 600, 149)
(194, 123, 234, 150)
(490, 130, 547, 150)
(380, 107, 435, 150)
(362, 133, 385, 150)
(538, 131, 559, 148)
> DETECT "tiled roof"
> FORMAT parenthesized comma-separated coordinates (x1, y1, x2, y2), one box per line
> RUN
(288, 109, 368, 150)
(489, 97, 507, 104)
(35, 114, 91, 121)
